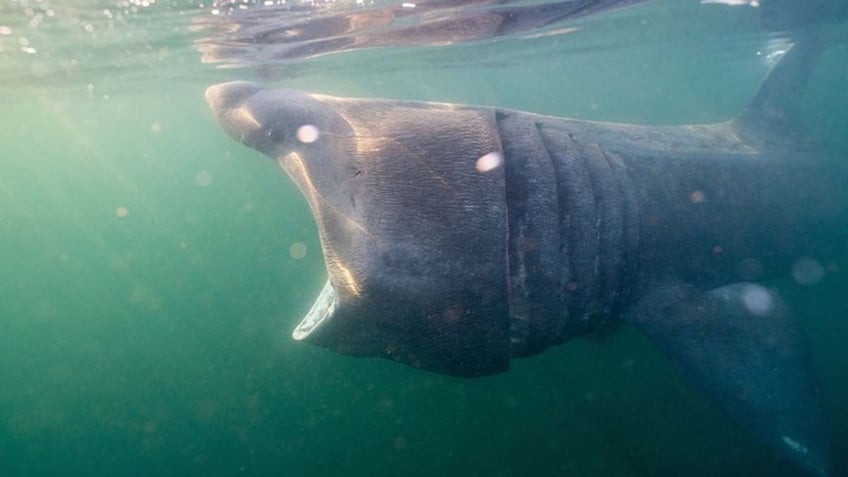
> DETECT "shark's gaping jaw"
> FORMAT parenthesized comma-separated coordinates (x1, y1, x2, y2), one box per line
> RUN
(205, 81, 514, 376)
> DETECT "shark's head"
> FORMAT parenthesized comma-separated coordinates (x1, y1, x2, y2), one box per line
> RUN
(205, 81, 512, 376)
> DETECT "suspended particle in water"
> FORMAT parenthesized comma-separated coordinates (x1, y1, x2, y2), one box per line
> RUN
(115, 206, 129, 218)
(475, 151, 503, 173)
(791, 257, 824, 286)
(289, 242, 307, 260)
(18, 35, 36, 53)
(0, 26, 11, 36)
(296, 125, 319, 144)
(689, 190, 706, 203)
(195, 170, 214, 187)
(150, 122, 162, 133)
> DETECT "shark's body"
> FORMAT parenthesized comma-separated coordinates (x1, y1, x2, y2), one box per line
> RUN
(204, 6, 845, 476)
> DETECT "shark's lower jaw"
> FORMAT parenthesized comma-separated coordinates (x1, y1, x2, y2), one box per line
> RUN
(292, 279, 337, 341)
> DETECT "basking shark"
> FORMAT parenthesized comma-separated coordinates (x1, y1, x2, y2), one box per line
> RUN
(204, 5, 846, 476)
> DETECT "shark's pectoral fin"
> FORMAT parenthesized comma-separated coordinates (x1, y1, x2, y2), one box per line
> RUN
(623, 282, 829, 476)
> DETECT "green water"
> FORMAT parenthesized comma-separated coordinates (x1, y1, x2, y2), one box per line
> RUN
(1, 1, 846, 476)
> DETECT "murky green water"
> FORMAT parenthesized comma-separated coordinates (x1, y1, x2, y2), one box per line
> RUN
(1, 1, 846, 476)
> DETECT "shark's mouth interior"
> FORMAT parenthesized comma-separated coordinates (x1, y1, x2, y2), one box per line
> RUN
(292, 279, 337, 341)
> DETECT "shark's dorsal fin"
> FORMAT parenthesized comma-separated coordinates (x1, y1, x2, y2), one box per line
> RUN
(733, 0, 848, 145)
(732, 27, 822, 146)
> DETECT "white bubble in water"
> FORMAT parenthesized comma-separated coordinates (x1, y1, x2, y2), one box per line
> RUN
(475, 152, 503, 173)
(195, 170, 214, 187)
(296, 125, 319, 144)
(0, 26, 11, 36)
(792, 257, 824, 286)
(741, 284, 773, 316)
(289, 242, 307, 260)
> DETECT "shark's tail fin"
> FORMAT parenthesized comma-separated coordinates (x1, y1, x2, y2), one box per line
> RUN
(733, 0, 845, 144)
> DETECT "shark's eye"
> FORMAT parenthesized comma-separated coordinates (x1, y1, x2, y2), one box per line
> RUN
(266, 126, 286, 143)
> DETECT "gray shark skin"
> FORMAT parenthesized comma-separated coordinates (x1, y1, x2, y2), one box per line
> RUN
(205, 21, 845, 477)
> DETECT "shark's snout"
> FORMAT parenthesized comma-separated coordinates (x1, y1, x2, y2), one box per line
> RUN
(204, 81, 268, 148)
(205, 82, 351, 160)
(204, 81, 262, 115)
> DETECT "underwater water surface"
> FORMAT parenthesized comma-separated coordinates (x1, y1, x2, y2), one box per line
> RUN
(0, 0, 847, 476)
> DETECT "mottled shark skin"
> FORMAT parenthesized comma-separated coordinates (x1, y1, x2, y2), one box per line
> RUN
(205, 23, 845, 477)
